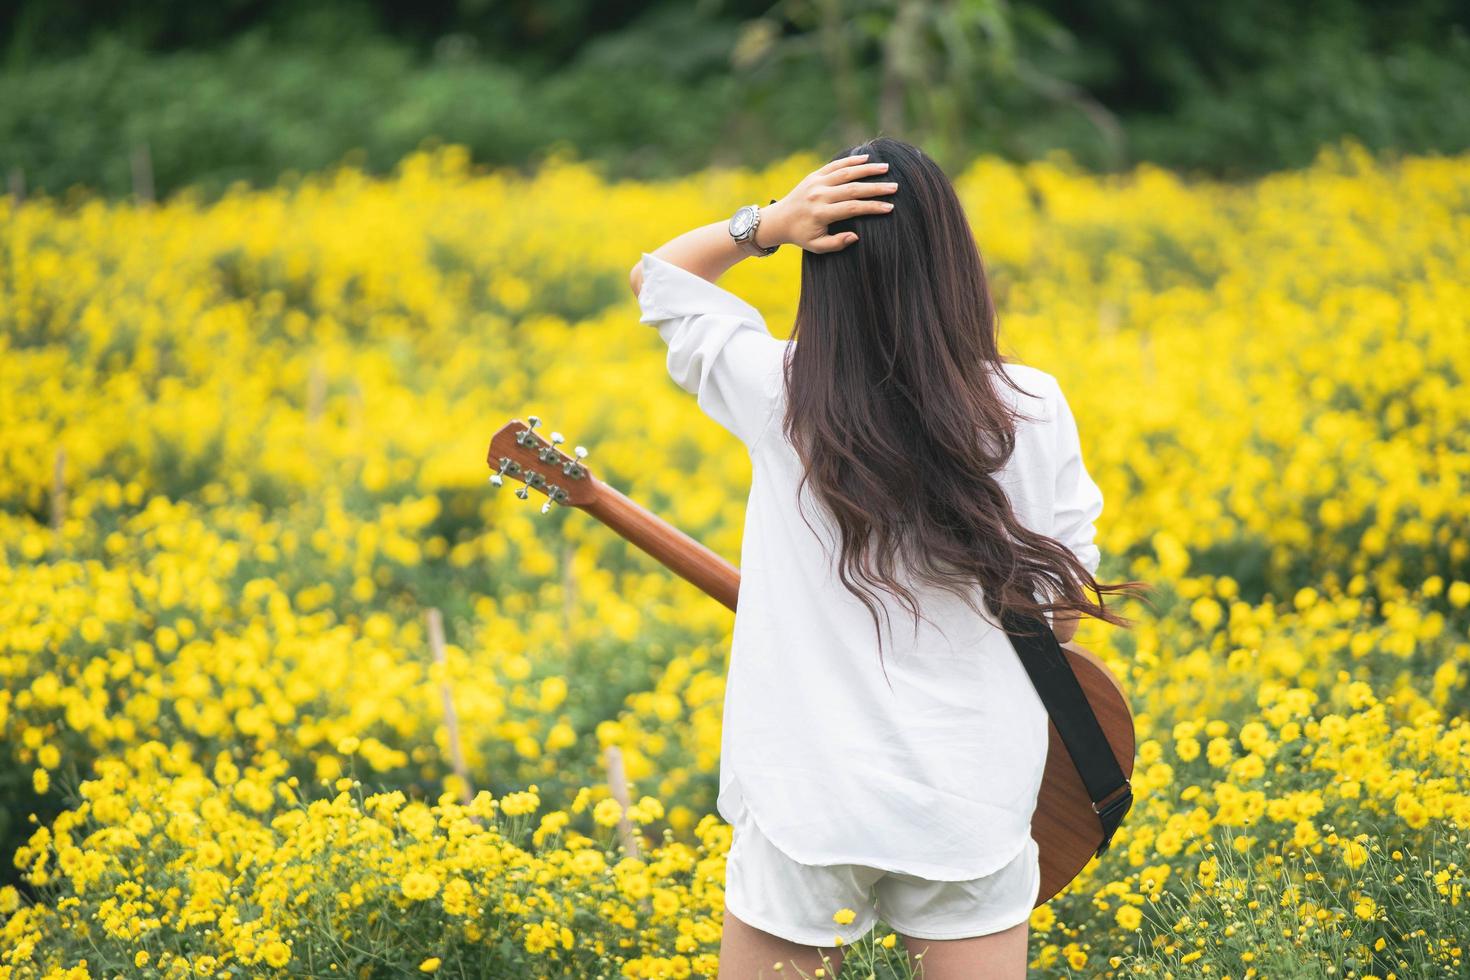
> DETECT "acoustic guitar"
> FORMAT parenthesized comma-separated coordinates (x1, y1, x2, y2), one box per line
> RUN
(485, 415, 1135, 905)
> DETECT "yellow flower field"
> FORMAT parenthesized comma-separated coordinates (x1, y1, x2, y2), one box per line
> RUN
(1, 141, 1468, 978)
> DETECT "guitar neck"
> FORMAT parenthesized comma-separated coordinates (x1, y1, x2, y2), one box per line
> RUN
(583, 481, 741, 612)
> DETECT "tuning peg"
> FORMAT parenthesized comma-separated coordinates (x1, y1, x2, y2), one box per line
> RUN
(539, 485, 568, 514)
(549, 431, 565, 446)
(488, 458, 512, 487)
(562, 444, 590, 479)
(514, 485, 529, 500)
(526, 415, 541, 431)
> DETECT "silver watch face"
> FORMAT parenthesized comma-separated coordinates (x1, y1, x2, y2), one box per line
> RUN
(730, 207, 755, 238)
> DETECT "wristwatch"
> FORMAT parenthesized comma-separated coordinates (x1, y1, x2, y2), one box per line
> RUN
(729, 198, 781, 257)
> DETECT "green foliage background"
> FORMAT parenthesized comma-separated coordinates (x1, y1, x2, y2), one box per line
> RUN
(2, 0, 1469, 200)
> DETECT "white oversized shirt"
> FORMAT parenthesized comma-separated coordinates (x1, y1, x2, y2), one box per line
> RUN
(636, 251, 1104, 880)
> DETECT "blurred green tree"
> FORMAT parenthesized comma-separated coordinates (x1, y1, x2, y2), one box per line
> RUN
(730, 0, 1123, 172)
(0, 0, 1466, 196)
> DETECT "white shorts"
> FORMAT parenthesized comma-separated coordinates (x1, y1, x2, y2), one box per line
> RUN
(724, 807, 1041, 946)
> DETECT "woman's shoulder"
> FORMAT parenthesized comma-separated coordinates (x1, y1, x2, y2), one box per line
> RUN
(996, 359, 1062, 421)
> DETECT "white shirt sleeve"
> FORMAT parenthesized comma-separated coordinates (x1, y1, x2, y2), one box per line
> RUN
(1050, 376, 1103, 577)
(636, 251, 787, 450)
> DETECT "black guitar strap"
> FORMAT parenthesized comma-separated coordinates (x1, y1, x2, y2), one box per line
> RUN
(994, 603, 1133, 857)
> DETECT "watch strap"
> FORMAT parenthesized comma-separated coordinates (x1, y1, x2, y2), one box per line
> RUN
(734, 199, 781, 257)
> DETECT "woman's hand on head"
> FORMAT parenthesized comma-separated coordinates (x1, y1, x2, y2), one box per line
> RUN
(763, 153, 899, 254)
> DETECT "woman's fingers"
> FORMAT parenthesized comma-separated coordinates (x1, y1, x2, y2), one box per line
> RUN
(821, 161, 891, 185)
(806, 231, 860, 253)
(816, 153, 872, 176)
(816, 197, 896, 221)
(822, 178, 898, 200)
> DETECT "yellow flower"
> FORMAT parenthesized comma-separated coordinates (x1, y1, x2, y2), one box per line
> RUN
(627, 795, 666, 824)
(261, 940, 291, 968)
(832, 907, 856, 925)
(419, 957, 442, 973)
(401, 871, 440, 901)
(499, 789, 541, 816)
(593, 798, 624, 827)
(572, 849, 607, 876)
(1115, 905, 1143, 931)
(1342, 837, 1370, 869)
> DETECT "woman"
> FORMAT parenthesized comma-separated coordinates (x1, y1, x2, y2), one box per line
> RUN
(629, 136, 1136, 979)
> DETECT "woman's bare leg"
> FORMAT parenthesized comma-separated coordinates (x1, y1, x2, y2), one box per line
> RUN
(718, 905, 847, 979)
(900, 920, 1028, 979)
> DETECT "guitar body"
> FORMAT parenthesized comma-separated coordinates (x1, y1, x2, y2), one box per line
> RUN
(1034, 643, 1135, 904)
(487, 418, 1135, 908)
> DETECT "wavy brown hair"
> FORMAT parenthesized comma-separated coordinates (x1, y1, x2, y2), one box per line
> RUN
(781, 136, 1149, 666)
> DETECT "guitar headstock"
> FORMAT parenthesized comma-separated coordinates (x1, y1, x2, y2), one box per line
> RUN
(486, 416, 599, 513)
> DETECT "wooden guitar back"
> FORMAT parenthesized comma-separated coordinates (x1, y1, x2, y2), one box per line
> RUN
(1032, 643, 1135, 904)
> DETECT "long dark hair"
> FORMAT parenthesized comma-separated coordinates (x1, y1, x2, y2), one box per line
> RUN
(781, 136, 1148, 665)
